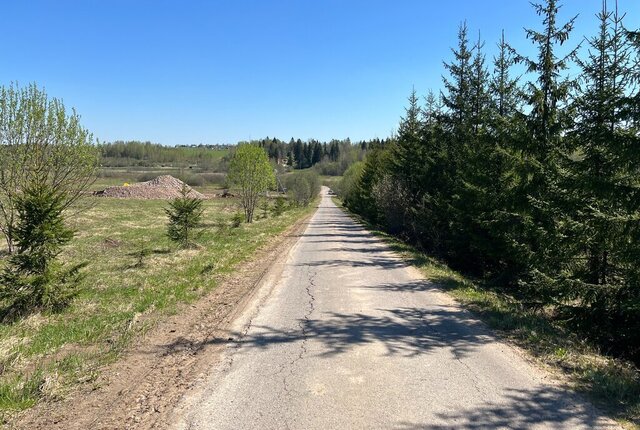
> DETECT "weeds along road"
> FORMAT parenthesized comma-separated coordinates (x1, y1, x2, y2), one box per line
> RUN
(171, 187, 618, 430)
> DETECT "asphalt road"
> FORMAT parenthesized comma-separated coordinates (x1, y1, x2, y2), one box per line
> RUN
(172, 188, 617, 430)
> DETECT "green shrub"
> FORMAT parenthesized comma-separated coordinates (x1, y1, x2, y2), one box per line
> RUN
(272, 197, 287, 217)
(165, 185, 204, 248)
(285, 170, 320, 206)
(260, 199, 270, 219)
(0, 185, 85, 319)
(201, 173, 226, 186)
(231, 212, 244, 228)
(336, 161, 364, 206)
(137, 172, 158, 182)
(180, 174, 205, 187)
(132, 236, 151, 268)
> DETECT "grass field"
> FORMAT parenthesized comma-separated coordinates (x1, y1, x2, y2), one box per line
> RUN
(0, 194, 313, 419)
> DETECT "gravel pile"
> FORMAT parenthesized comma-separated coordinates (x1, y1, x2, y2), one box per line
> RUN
(94, 175, 206, 199)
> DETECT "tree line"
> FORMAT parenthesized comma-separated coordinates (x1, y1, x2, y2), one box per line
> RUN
(98, 141, 232, 169)
(341, 0, 640, 364)
(98, 137, 388, 176)
(253, 136, 389, 174)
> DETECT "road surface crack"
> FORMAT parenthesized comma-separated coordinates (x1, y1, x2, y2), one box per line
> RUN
(280, 265, 317, 398)
(298, 265, 317, 361)
(453, 351, 485, 396)
(222, 278, 272, 372)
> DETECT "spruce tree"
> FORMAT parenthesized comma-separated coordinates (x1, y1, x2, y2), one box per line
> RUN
(470, 31, 491, 137)
(351, 142, 390, 225)
(412, 91, 448, 252)
(520, 0, 578, 158)
(165, 185, 204, 248)
(0, 185, 84, 317)
(442, 21, 474, 151)
(478, 30, 528, 281)
(572, 1, 632, 285)
(434, 22, 475, 259)
(569, 1, 639, 355)
(454, 30, 504, 272)
(491, 30, 523, 122)
(511, 0, 578, 302)
(439, 23, 491, 265)
(390, 88, 423, 198)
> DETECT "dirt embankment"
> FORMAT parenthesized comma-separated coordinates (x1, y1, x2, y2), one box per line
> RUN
(13, 212, 312, 430)
(94, 175, 206, 199)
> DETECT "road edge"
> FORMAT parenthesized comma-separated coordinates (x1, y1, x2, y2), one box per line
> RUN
(12, 203, 318, 430)
(331, 198, 630, 429)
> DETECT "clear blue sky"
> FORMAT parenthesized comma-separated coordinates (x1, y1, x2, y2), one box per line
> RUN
(2, 1, 639, 146)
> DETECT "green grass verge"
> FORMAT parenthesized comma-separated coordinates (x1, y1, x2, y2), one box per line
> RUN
(333, 198, 640, 429)
(0, 196, 314, 419)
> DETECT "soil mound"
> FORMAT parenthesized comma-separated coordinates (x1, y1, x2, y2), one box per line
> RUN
(94, 175, 206, 199)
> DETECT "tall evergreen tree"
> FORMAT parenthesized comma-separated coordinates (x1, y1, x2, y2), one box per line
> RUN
(438, 22, 488, 263)
(511, 0, 579, 301)
(568, 1, 639, 356)
(388, 89, 431, 239)
(412, 91, 449, 252)
(455, 30, 506, 272)
(349, 143, 389, 225)
(519, 0, 578, 157)
(294, 139, 304, 169)
(342, 0, 640, 364)
(470, 31, 491, 137)
(442, 21, 474, 146)
(390, 88, 422, 196)
(476, 30, 528, 281)
(312, 142, 323, 165)
(491, 30, 522, 121)
(302, 142, 312, 168)
(437, 22, 474, 245)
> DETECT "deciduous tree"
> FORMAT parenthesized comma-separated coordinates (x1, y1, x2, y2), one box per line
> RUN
(227, 144, 275, 223)
(0, 83, 98, 253)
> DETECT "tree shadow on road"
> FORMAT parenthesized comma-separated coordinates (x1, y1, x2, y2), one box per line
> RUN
(394, 385, 615, 429)
(296, 257, 408, 269)
(305, 238, 380, 244)
(321, 246, 389, 254)
(364, 280, 439, 293)
(171, 305, 495, 360)
(298, 232, 374, 239)
(305, 221, 361, 228)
